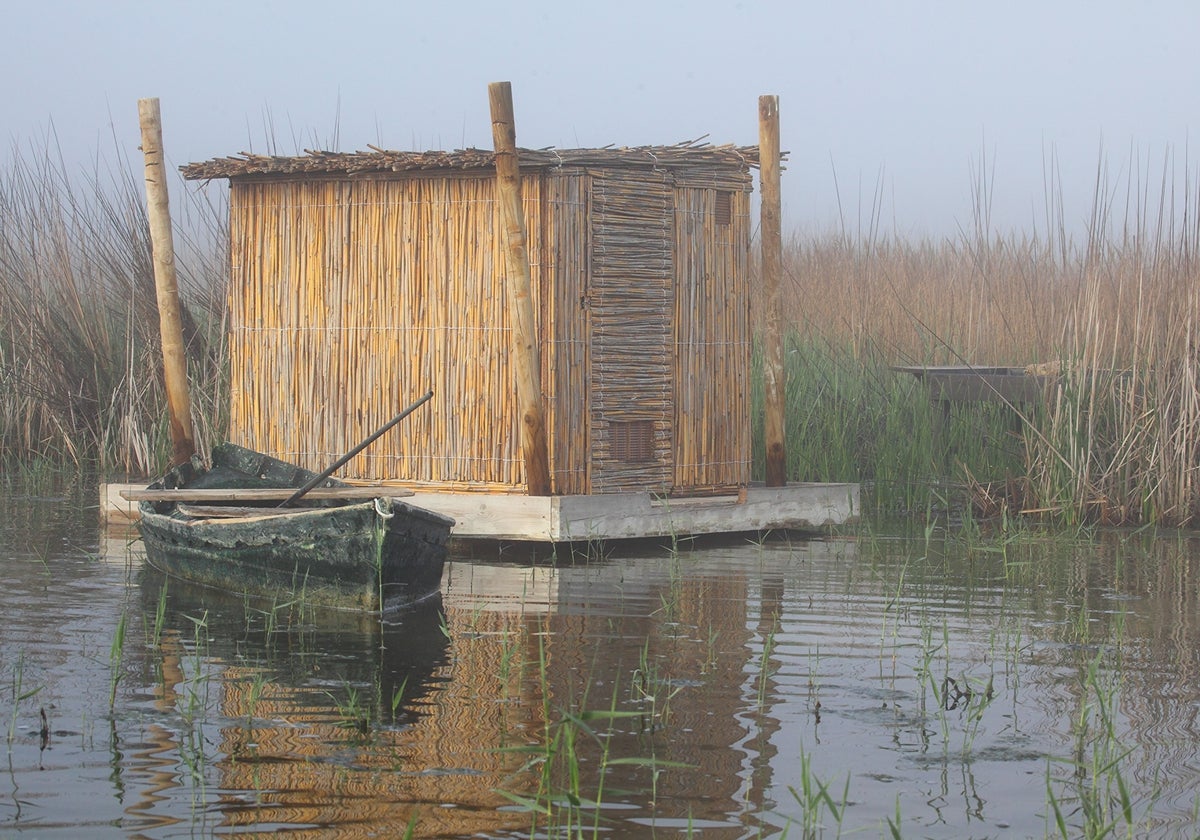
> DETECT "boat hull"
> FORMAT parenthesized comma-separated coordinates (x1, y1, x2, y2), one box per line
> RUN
(136, 444, 455, 612)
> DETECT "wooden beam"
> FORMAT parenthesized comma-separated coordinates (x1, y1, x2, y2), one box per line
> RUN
(759, 95, 787, 487)
(488, 81, 552, 496)
(120, 486, 415, 502)
(138, 97, 195, 466)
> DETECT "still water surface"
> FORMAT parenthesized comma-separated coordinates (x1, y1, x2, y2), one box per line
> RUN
(2, 479, 1200, 838)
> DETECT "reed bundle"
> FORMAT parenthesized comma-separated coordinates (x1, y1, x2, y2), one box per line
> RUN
(587, 169, 674, 492)
(183, 140, 761, 181)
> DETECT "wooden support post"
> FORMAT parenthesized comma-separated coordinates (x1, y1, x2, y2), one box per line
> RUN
(138, 97, 195, 467)
(488, 81, 551, 496)
(759, 95, 787, 487)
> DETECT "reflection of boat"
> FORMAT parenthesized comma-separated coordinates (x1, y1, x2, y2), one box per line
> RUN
(128, 442, 455, 612)
(136, 562, 450, 723)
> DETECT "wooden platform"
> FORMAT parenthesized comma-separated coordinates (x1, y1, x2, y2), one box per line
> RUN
(891, 364, 1048, 455)
(101, 482, 859, 541)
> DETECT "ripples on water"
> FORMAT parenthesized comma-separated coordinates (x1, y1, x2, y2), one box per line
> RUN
(2, 481, 1200, 838)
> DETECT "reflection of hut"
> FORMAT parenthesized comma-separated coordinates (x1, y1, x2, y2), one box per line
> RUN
(182, 143, 755, 497)
(123, 546, 846, 835)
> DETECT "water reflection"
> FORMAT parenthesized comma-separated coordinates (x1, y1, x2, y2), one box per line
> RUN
(121, 567, 451, 834)
(4, 480, 1200, 838)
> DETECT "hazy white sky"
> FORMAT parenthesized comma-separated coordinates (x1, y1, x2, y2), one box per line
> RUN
(3, 0, 1196, 238)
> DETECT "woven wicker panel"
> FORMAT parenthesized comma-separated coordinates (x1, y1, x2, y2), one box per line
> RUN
(587, 169, 675, 493)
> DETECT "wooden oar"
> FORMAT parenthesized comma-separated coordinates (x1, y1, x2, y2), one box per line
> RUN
(279, 389, 434, 508)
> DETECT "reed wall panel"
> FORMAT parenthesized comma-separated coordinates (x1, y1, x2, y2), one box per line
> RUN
(228, 175, 549, 489)
(221, 158, 756, 496)
(542, 170, 591, 495)
(672, 185, 753, 491)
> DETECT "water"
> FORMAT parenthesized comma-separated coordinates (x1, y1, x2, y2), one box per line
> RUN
(3, 479, 1200, 838)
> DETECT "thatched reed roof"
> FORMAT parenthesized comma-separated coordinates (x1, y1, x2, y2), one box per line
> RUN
(181, 139, 766, 181)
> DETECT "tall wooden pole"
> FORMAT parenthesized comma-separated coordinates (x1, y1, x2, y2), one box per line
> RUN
(759, 95, 787, 487)
(138, 97, 196, 467)
(488, 81, 551, 496)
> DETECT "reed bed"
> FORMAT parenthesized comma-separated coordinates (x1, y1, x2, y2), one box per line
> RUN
(767, 151, 1200, 525)
(0, 136, 226, 474)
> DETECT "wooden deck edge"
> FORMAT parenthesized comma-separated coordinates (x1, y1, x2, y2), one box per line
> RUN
(552, 483, 860, 541)
(102, 482, 860, 541)
(408, 483, 860, 541)
(102, 483, 142, 525)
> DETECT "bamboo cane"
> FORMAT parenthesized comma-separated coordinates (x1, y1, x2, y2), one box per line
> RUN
(759, 95, 787, 486)
(138, 97, 195, 466)
(489, 81, 552, 495)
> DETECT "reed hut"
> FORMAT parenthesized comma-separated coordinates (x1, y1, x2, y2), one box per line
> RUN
(181, 141, 760, 498)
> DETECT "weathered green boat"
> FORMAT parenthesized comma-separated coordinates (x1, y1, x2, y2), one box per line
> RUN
(132, 443, 455, 612)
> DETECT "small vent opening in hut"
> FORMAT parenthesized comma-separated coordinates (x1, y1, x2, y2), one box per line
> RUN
(715, 190, 733, 226)
(611, 419, 655, 463)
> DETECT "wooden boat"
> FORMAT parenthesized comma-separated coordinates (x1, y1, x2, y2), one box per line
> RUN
(127, 442, 455, 612)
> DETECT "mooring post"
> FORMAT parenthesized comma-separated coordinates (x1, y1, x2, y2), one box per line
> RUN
(138, 97, 195, 466)
(488, 81, 552, 496)
(759, 95, 787, 487)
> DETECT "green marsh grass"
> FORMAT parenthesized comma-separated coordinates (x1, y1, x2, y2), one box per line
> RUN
(148, 581, 168, 649)
(326, 682, 372, 739)
(786, 748, 850, 839)
(107, 609, 128, 711)
(1045, 649, 1155, 839)
(179, 610, 212, 724)
(755, 336, 1026, 521)
(766, 150, 1200, 527)
(772, 159, 1195, 525)
(389, 675, 409, 720)
(488, 625, 697, 838)
(6, 652, 41, 747)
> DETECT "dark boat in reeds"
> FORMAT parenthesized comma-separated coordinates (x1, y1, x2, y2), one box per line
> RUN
(129, 442, 455, 612)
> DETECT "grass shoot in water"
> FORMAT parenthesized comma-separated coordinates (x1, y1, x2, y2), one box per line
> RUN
(108, 609, 127, 711)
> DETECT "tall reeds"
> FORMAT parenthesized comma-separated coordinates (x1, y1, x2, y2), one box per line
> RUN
(770, 147, 1200, 525)
(0, 132, 226, 474)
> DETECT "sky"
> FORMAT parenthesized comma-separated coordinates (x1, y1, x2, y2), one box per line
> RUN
(3, 0, 1196, 239)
